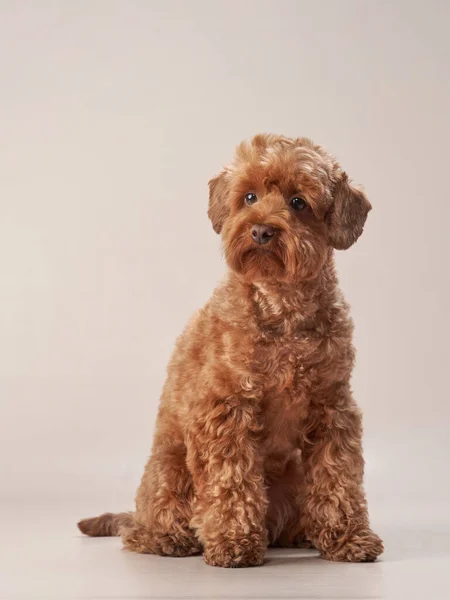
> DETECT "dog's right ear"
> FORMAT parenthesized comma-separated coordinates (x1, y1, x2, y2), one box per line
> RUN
(208, 171, 230, 234)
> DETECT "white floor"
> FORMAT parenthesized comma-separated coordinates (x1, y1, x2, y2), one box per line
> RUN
(2, 506, 450, 600)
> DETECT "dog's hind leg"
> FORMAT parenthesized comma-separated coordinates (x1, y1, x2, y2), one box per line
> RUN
(120, 442, 201, 557)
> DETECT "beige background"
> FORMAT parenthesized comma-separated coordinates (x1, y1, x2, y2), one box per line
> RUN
(1, 0, 449, 554)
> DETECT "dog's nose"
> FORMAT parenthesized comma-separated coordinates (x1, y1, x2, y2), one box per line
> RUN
(251, 224, 275, 245)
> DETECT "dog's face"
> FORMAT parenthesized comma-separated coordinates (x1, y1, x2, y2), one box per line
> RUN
(208, 134, 371, 284)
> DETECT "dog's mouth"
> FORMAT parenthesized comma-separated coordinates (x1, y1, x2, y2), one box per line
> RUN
(242, 247, 281, 262)
(244, 245, 276, 255)
(232, 245, 286, 280)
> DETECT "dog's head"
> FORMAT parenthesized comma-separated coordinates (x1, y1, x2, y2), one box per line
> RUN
(208, 134, 371, 284)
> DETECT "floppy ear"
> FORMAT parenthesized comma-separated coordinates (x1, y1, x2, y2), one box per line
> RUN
(208, 171, 230, 234)
(326, 173, 372, 250)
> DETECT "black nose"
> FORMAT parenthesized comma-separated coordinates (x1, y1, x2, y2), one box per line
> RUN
(251, 224, 275, 245)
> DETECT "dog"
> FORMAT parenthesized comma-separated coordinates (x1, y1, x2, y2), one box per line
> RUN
(78, 134, 383, 568)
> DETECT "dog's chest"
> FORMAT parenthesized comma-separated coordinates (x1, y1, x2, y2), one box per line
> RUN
(251, 333, 326, 453)
(253, 331, 323, 397)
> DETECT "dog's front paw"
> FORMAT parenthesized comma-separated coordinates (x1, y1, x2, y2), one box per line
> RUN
(203, 536, 266, 568)
(321, 529, 384, 563)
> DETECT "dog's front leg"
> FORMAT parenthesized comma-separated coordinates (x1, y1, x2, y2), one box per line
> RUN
(187, 397, 268, 568)
(301, 384, 383, 562)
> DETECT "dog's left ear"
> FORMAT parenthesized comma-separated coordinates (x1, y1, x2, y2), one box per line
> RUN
(326, 173, 372, 250)
(208, 171, 229, 234)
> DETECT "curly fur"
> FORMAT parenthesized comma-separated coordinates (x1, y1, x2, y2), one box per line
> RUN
(78, 134, 383, 568)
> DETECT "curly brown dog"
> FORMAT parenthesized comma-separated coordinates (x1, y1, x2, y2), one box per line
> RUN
(78, 134, 383, 568)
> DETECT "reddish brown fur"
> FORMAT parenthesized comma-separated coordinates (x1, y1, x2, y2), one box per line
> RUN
(78, 512, 133, 537)
(78, 134, 383, 567)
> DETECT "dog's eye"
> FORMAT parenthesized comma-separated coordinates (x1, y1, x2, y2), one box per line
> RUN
(290, 197, 307, 211)
(244, 193, 258, 206)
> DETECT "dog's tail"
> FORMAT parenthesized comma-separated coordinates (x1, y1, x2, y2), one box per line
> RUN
(77, 512, 134, 537)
